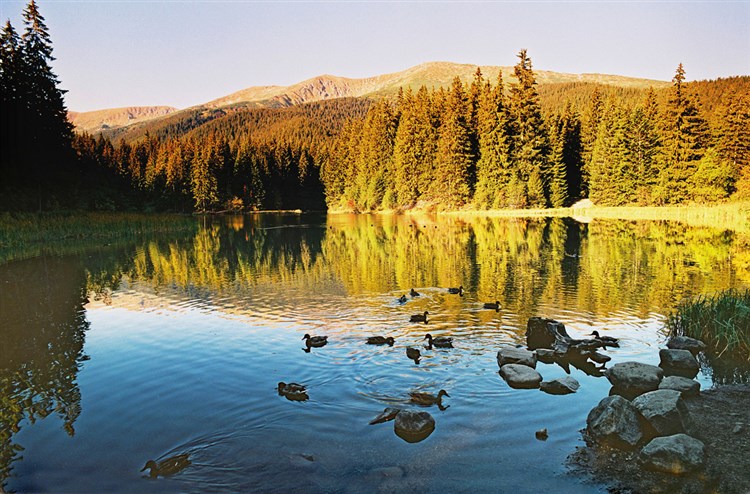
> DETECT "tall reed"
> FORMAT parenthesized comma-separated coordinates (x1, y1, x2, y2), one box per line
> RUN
(667, 289, 750, 360)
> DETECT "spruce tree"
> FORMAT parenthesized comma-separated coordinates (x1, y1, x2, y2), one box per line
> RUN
(433, 76, 472, 207)
(715, 89, 750, 197)
(509, 49, 548, 207)
(474, 73, 512, 208)
(624, 88, 661, 204)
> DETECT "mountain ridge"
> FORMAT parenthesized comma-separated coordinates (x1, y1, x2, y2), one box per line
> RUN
(68, 61, 671, 133)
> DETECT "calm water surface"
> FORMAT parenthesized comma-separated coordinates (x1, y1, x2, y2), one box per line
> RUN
(2, 213, 748, 493)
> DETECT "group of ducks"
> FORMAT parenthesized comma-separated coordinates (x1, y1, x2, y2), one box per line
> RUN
(279, 286, 503, 407)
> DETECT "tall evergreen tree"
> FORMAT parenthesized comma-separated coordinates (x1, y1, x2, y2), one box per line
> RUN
(432, 77, 472, 207)
(509, 49, 548, 207)
(581, 87, 604, 197)
(624, 88, 661, 204)
(715, 89, 750, 198)
(474, 73, 512, 208)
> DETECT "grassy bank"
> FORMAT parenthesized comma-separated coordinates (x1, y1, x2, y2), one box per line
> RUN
(667, 289, 750, 360)
(0, 212, 198, 263)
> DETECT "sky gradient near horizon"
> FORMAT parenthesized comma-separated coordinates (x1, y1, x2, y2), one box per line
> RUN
(1, 0, 748, 112)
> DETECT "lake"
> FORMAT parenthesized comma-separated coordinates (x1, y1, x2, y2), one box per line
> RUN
(2, 213, 748, 493)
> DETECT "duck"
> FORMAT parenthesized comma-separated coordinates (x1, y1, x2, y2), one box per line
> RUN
(366, 336, 395, 346)
(424, 333, 453, 348)
(397, 294, 407, 304)
(406, 346, 421, 362)
(277, 382, 309, 401)
(141, 454, 191, 478)
(302, 334, 328, 347)
(409, 389, 450, 410)
(410, 288, 420, 297)
(447, 285, 464, 295)
(483, 300, 501, 311)
(409, 311, 429, 323)
(590, 330, 620, 347)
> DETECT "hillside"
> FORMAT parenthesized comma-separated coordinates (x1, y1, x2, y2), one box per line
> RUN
(68, 106, 178, 133)
(70, 61, 671, 136)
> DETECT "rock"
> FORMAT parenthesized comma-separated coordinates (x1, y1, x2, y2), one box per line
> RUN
(540, 376, 580, 395)
(393, 410, 435, 443)
(499, 364, 543, 389)
(587, 350, 611, 364)
(659, 349, 699, 378)
(535, 428, 548, 440)
(732, 423, 743, 434)
(666, 336, 707, 355)
(497, 345, 537, 368)
(633, 389, 693, 437)
(639, 434, 705, 474)
(658, 376, 701, 397)
(605, 361, 663, 396)
(526, 317, 571, 350)
(586, 395, 645, 450)
(536, 348, 557, 364)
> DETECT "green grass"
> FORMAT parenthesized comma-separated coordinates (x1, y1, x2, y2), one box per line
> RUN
(667, 289, 750, 360)
(0, 212, 198, 263)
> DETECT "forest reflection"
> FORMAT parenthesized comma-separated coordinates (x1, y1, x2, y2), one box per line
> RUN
(1, 213, 748, 488)
(90, 214, 749, 320)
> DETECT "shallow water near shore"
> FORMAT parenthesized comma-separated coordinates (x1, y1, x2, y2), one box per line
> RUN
(2, 213, 748, 493)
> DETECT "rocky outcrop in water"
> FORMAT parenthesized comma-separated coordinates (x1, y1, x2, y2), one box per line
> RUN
(606, 362, 663, 397)
(666, 336, 707, 355)
(658, 376, 701, 397)
(394, 410, 435, 443)
(497, 345, 537, 368)
(586, 395, 645, 450)
(633, 390, 693, 437)
(540, 376, 580, 395)
(499, 364, 543, 389)
(659, 349, 699, 379)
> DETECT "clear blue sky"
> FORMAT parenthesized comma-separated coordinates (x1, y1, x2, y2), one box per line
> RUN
(1, 0, 748, 112)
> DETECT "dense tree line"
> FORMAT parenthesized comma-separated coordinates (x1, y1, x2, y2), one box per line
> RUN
(2, 1, 748, 213)
(323, 52, 750, 211)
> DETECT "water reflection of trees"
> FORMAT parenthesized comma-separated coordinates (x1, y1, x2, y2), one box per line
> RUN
(0, 257, 89, 489)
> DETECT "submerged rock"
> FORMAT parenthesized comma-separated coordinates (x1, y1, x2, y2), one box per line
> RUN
(369, 407, 401, 425)
(659, 349, 699, 378)
(497, 345, 537, 368)
(658, 376, 701, 397)
(394, 410, 435, 443)
(499, 364, 543, 389)
(633, 389, 693, 437)
(540, 376, 580, 395)
(586, 395, 644, 450)
(535, 348, 557, 364)
(639, 434, 705, 474)
(666, 336, 707, 355)
(605, 362, 663, 396)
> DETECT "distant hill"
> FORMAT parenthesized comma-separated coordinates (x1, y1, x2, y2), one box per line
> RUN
(69, 61, 671, 135)
(68, 106, 178, 133)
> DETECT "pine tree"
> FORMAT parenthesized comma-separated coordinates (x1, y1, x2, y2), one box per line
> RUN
(624, 88, 661, 204)
(474, 73, 513, 208)
(432, 76, 472, 207)
(0, 20, 23, 183)
(589, 99, 628, 205)
(659, 63, 710, 203)
(509, 49, 548, 207)
(581, 87, 604, 197)
(715, 89, 750, 198)
(547, 116, 568, 207)
(560, 102, 582, 202)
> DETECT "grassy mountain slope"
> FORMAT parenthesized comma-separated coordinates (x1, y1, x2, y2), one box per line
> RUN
(68, 106, 178, 133)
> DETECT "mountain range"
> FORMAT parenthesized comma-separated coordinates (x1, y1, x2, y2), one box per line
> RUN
(67, 61, 670, 134)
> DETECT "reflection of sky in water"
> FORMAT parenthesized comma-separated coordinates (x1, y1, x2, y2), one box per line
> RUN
(4, 214, 747, 493)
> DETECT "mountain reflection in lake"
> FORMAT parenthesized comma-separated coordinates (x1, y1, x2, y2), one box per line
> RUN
(1, 213, 748, 493)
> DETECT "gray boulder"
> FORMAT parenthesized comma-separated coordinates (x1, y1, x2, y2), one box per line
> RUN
(639, 434, 705, 474)
(394, 410, 435, 443)
(666, 336, 707, 355)
(586, 395, 645, 450)
(497, 345, 537, 368)
(535, 348, 557, 364)
(659, 349, 699, 378)
(605, 361, 663, 396)
(540, 376, 580, 395)
(633, 389, 693, 437)
(499, 364, 543, 389)
(658, 376, 701, 397)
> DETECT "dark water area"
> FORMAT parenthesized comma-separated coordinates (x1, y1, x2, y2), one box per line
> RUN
(1, 213, 748, 493)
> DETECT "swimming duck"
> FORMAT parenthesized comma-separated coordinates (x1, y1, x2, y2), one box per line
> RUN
(367, 336, 395, 346)
(141, 454, 191, 478)
(277, 382, 309, 401)
(409, 389, 450, 410)
(410, 288, 420, 297)
(424, 333, 453, 348)
(590, 330, 620, 347)
(302, 334, 328, 347)
(410, 311, 429, 323)
(483, 300, 501, 311)
(397, 294, 407, 304)
(447, 285, 464, 295)
(406, 346, 421, 362)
